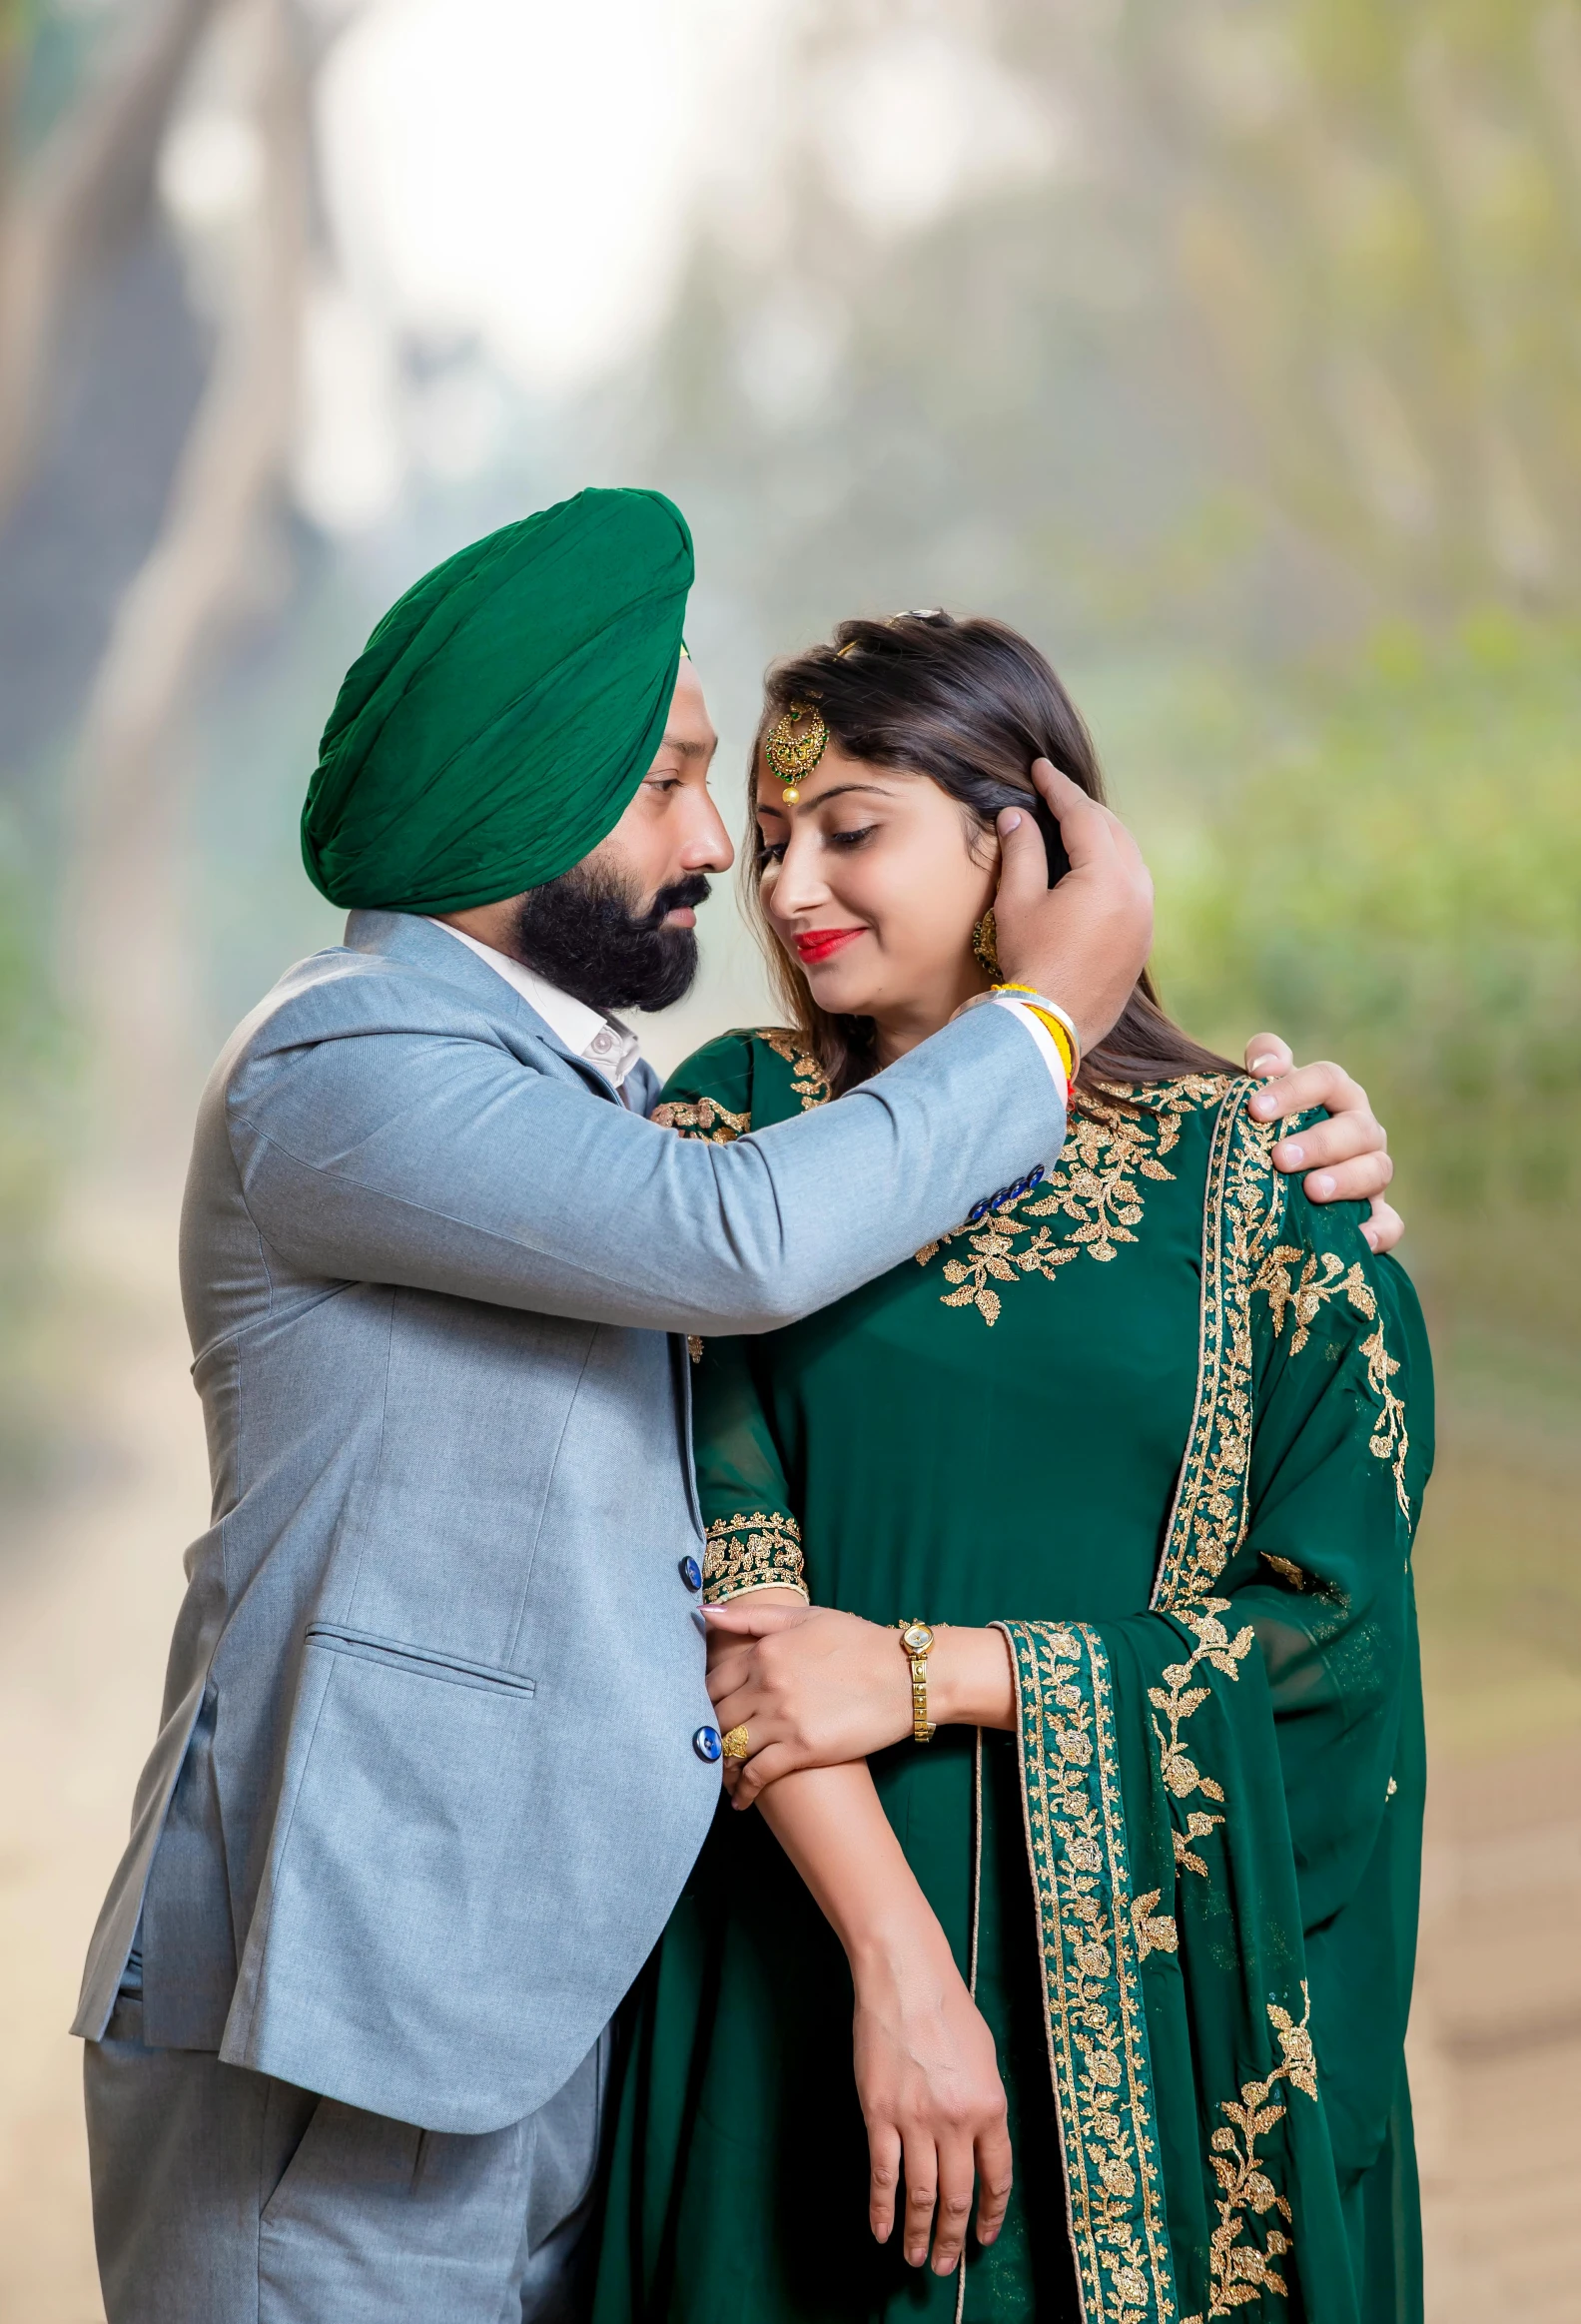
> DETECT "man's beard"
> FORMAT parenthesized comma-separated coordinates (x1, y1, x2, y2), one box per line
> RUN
(507, 863, 709, 1014)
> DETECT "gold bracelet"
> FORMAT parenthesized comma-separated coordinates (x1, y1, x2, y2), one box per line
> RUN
(898, 1620, 937, 1743)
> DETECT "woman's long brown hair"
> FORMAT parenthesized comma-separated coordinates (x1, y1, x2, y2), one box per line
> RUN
(742, 611, 1236, 1100)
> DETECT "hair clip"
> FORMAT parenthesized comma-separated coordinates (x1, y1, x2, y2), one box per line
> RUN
(764, 701, 828, 805)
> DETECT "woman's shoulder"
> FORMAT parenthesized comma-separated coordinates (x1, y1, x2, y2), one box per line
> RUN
(654, 1026, 832, 1141)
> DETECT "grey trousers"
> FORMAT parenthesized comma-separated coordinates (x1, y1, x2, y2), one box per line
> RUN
(84, 1991, 608, 2324)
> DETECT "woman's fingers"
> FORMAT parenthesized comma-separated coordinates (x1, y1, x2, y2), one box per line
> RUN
(868, 2119, 903, 2244)
(727, 1740, 797, 1808)
(901, 2129, 940, 2268)
(929, 2135, 979, 2275)
(974, 2118, 1015, 2249)
(702, 1602, 807, 1637)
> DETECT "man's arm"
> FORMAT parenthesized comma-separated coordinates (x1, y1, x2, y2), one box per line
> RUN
(229, 996, 1064, 1337)
(228, 763, 1155, 1337)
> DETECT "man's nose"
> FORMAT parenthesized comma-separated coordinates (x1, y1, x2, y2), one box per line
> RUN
(682, 790, 734, 873)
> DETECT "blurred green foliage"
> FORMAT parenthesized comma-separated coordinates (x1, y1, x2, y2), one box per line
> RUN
(1152, 613, 1580, 1353)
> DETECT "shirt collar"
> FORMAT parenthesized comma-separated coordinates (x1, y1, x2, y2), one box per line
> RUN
(425, 920, 642, 1089)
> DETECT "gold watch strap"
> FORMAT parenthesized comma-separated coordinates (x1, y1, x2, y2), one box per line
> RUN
(899, 1620, 937, 1744)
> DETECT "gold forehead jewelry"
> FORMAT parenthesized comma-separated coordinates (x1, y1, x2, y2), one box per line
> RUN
(764, 701, 828, 805)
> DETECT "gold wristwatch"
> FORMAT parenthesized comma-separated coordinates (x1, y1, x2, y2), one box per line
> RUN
(898, 1621, 937, 1743)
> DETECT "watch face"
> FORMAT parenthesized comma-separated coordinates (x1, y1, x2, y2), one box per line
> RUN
(901, 1622, 935, 1654)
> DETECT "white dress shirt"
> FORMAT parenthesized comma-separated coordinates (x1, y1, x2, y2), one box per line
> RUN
(427, 920, 642, 1092)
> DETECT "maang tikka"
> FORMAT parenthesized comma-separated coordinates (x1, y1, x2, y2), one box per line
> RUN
(763, 701, 828, 805)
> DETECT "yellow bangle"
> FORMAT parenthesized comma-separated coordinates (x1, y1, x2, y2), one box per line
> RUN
(1025, 1009, 1076, 1085)
(991, 986, 1080, 1088)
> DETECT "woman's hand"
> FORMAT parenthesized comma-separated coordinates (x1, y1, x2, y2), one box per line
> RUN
(849, 1923, 1014, 2274)
(1242, 1033, 1402, 1253)
(706, 1602, 911, 1805)
(708, 1604, 1020, 1806)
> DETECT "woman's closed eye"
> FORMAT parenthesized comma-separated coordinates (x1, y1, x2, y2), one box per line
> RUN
(826, 822, 879, 851)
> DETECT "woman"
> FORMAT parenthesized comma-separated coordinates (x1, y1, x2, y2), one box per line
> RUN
(591, 614, 1429, 2324)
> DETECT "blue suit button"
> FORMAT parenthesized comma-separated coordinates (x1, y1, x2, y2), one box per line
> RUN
(679, 1555, 703, 1593)
(693, 1725, 722, 1763)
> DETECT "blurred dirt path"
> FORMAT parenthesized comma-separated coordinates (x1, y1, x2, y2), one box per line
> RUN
(1, 1206, 1578, 2320)
(0, 1193, 205, 2324)
(1414, 1736, 1581, 2322)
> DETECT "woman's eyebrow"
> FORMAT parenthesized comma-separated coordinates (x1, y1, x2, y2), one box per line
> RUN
(791, 781, 897, 807)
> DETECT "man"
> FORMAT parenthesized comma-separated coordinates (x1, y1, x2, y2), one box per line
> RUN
(74, 487, 1396, 2322)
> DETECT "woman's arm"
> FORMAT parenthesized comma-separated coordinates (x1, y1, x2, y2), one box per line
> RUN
(755, 1759, 1013, 2277)
(707, 1590, 1011, 2275)
(707, 1607, 1017, 1812)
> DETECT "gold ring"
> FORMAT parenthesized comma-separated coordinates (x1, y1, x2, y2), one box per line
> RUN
(721, 1725, 751, 1761)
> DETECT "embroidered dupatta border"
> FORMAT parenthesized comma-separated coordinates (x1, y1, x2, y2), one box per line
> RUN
(1150, 1080, 1284, 1615)
(997, 1619, 1180, 2324)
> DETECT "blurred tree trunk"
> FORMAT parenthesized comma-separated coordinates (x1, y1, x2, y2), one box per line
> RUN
(0, 0, 227, 524)
(62, 0, 312, 1173)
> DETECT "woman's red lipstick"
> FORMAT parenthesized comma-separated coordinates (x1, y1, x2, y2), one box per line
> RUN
(793, 927, 865, 966)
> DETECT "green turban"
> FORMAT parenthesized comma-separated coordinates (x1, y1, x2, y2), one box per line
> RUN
(301, 486, 693, 913)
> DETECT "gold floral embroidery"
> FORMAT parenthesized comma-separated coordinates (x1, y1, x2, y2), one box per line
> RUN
(1250, 1247, 1372, 1355)
(1258, 1554, 1306, 1591)
(1152, 1083, 1288, 1611)
(1360, 1320, 1411, 1519)
(686, 1335, 704, 1365)
(1204, 1988, 1318, 2315)
(1149, 1602, 1253, 1880)
(1252, 1241, 1411, 1519)
(1000, 1620, 1180, 2324)
(651, 1094, 749, 1142)
(1042, 1080, 1223, 1259)
(1131, 1891, 1180, 1960)
(702, 1510, 807, 1604)
(917, 1202, 1078, 1326)
(916, 1077, 1227, 1327)
(756, 1027, 831, 1111)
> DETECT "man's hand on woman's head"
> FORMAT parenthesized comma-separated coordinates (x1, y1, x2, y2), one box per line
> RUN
(993, 760, 1154, 1054)
(1242, 1033, 1402, 1255)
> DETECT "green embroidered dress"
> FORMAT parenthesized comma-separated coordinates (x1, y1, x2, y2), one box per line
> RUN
(592, 1031, 1431, 2324)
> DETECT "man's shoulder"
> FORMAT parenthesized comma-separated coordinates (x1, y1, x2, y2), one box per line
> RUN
(210, 942, 555, 1127)
(654, 1027, 832, 1142)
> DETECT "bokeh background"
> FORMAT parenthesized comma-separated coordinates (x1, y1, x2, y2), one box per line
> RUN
(2, 1, 1577, 2314)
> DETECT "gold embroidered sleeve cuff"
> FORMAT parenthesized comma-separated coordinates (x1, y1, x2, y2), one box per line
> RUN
(702, 1511, 808, 1604)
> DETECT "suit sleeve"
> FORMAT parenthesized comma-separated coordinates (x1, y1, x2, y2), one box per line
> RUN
(226, 991, 1064, 1337)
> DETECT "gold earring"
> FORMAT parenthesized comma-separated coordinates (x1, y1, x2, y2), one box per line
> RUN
(764, 701, 828, 805)
(971, 909, 1001, 980)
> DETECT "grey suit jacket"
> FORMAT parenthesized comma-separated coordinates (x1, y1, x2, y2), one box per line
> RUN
(73, 909, 1064, 2131)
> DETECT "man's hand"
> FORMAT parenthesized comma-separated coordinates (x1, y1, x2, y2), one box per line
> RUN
(993, 760, 1154, 1055)
(705, 1601, 911, 1807)
(1243, 1034, 1402, 1255)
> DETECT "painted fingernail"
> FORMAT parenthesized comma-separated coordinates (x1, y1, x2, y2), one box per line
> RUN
(998, 809, 1023, 832)
(1280, 1143, 1303, 1165)
(1249, 1056, 1278, 1076)
(1310, 1171, 1334, 1198)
